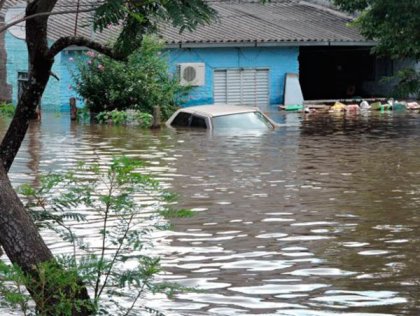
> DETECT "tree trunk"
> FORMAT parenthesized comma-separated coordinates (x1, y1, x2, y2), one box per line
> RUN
(0, 0, 93, 314)
(0, 163, 52, 266)
(0, 0, 55, 171)
(0, 163, 92, 315)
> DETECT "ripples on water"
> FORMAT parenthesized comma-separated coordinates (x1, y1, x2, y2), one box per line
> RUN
(1, 111, 419, 315)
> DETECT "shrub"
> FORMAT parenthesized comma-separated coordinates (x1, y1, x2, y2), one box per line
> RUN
(0, 103, 15, 118)
(393, 68, 420, 100)
(74, 36, 192, 120)
(96, 109, 153, 127)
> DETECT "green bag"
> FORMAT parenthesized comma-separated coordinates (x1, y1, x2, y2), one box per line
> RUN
(285, 104, 304, 111)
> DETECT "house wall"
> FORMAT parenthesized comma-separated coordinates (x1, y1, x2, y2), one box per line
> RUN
(169, 47, 299, 106)
(5, 31, 63, 111)
(5, 38, 299, 111)
(0, 17, 12, 102)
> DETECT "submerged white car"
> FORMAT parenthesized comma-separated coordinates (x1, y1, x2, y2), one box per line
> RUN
(166, 104, 277, 130)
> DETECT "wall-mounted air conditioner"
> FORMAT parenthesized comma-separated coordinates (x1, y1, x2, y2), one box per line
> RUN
(178, 63, 205, 86)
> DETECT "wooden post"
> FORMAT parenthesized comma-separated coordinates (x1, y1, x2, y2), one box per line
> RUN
(151, 105, 161, 129)
(70, 97, 77, 121)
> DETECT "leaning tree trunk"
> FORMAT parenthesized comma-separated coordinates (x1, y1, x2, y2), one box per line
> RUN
(0, 0, 93, 314)
(0, 163, 92, 315)
(0, 0, 55, 172)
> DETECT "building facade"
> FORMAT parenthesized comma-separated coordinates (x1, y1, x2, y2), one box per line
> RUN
(2, 0, 402, 112)
(169, 47, 299, 106)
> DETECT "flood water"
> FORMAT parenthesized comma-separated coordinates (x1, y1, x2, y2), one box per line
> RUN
(1, 111, 419, 315)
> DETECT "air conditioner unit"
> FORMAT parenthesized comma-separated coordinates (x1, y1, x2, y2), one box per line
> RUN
(178, 63, 205, 86)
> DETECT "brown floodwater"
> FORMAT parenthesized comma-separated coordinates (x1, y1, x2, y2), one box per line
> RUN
(1, 110, 419, 315)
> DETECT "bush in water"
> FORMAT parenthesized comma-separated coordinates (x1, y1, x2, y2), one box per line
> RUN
(96, 110, 153, 127)
(0, 103, 15, 118)
(74, 36, 192, 120)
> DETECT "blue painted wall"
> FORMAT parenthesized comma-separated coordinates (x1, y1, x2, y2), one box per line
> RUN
(59, 50, 86, 111)
(6, 31, 299, 111)
(5, 31, 84, 111)
(5, 32, 63, 111)
(168, 47, 299, 106)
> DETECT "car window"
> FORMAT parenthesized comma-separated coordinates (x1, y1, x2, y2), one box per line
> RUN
(170, 112, 207, 129)
(190, 116, 207, 128)
(171, 112, 191, 127)
(212, 112, 273, 130)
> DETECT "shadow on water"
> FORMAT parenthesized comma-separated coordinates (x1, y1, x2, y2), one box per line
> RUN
(0, 111, 419, 315)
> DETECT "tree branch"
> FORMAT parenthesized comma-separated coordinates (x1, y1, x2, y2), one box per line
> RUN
(47, 36, 125, 60)
(0, 7, 98, 34)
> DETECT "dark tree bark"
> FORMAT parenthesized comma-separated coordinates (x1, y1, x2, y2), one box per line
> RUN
(0, 0, 55, 171)
(0, 163, 53, 266)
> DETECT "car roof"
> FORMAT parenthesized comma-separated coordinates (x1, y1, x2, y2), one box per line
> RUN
(178, 104, 260, 118)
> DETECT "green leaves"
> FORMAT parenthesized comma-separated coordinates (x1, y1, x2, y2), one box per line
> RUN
(333, 0, 369, 12)
(391, 67, 420, 99)
(9, 156, 192, 315)
(334, 0, 420, 59)
(93, 0, 127, 33)
(158, 0, 217, 32)
(159, 208, 195, 219)
(0, 103, 15, 118)
(74, 36, 191, 118)
(334, 0, 419, 97)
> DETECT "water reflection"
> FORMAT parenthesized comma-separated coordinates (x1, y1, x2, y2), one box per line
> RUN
(1, 111, 419, 315)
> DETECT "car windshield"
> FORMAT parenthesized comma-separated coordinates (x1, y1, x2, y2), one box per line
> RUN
(212, 111, 273, 130)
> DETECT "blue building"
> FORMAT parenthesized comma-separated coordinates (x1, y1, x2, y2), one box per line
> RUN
(168, 47, 299, 106)
(1, 0, 392, 111)
(0, 1, 116, 111)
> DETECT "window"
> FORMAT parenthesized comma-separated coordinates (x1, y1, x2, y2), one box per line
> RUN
(212, 112, 273, 130)
(17, 71, 29, 100)
(170, 112, 207, 129)
(190, 116, 207, 128)
(171, 112, 191, 127)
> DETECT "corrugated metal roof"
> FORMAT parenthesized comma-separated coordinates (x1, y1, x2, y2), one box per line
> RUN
(48, 0, 120, 44)
(1, 0, 118, 44)
(2, 0, 370, 47)
(160, 0, 369, 47)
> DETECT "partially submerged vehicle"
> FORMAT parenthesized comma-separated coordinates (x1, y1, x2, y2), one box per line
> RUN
(166, 104, 278, 131)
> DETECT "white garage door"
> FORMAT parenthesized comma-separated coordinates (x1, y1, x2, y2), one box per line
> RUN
(214, 69, 269, 106)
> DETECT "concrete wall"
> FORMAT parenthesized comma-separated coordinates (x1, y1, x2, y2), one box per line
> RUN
(169, 47, 299, 106)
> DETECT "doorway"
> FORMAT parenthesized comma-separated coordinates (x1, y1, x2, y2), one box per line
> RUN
(299, 46, 375, 100)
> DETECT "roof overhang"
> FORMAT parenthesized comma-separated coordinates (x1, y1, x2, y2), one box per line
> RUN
(166, 40, 376, 49)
